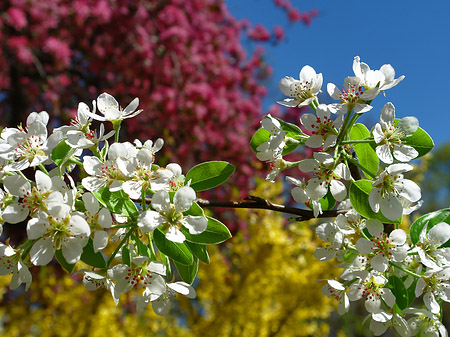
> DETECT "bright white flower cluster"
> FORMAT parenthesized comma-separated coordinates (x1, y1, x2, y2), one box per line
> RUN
(0, 92, 217, 316)
(1, 56, 448, 336)
(253, 56, 449, 336)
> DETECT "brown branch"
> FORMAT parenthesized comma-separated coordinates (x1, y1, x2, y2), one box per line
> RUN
(142, 195, 346, 220)
(195, 195, 346, 221)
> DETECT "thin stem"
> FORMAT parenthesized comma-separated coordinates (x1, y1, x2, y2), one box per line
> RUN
(38, 164, 49, 176)
(336, 110, 353, 144)
(107, 228, 133, 268)
(341, 139, 375, 145)
(389, 261, 422, 279)
(345, 155, 377, 179)
(147, 233, 156, 260)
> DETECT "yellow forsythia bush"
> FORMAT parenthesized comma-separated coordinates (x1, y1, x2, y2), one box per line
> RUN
(0, 181, 339, 336)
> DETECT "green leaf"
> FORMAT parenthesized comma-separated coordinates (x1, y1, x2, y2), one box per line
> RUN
(135, 238, 152, 258)
(93, 187, 139, 219)
(386, 276, 408, 310)
(185, 161, 235, 192)
(51, 140, 76, 166)
(349, 180, 401, 223)
(55, 249, 75, 273)
(153, 228, 193, 265)
(250, 128, 271, 154)
(399, 123, 434, 158)
(185, 241, 210, 264)
(182, 216, 231, 244)
(159, 252, 172, 279)
(350, 123, 378, 177)
(121, 245, 131, 267)
(174, 257, 198, 284)
(410, 208, 450, 245)
(80, 238, 107, 269)
(406, 278, 418, 308)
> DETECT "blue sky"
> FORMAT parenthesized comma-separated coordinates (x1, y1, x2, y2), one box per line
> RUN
(227, 0, 450, 147)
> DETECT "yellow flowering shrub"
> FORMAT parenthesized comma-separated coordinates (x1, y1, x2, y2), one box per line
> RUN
(0, 180, 338, 336)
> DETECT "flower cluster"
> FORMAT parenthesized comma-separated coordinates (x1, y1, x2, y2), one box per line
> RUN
(252, 56, 449, 336)
(0, 93, 230, 316)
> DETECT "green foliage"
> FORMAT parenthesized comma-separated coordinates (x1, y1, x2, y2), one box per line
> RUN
(185, 161, 235, 192)
(350, 123, 378, 177)
(93, 187, 139, 219)
(153, 229, 194, 265)
(80, 238, 107, 269)
(182, 216, 231, 244)
(51, 140, 76, 166)
(174, 258, 199, 284)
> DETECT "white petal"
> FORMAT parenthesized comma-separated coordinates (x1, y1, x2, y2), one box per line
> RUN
(98, 208, 112, 228)
(379, 194, 403, 221)
(183, 216, 207, 235)
(82, 176, 106, 192)
(137, 210, 163, 232)
(30, 238, 55, 266)
(3, 204, 29, 224)
(424, 291, 440, 314)
(366, 219, 384, 237)
(356, 238, 374, 254)
(376, 144, 393, 164)
(62, 237, 84, 264)
(152, 297, 171, 316)
(306, 178, 328, 200)
(371, 254, 388, 272)
(298, 159, 318, 173)
(397, 116, 419, 136)
(35, 170, 52, 193)
(300, 114, 317, 131)
(305, 135, 323, 148)
(174, 186, 196, 212)
(393, 144, 418, 162)
(327, 82, 342, 100)
(168, 282, 196, 299)
(428, 222, 450, 247)
(151, 190, 170, 212)
(380, 102, 395, 129)
(3, 174, 30, 197)
(390, 229, 407, 245)
(330, 180, 347, 201)
(93, 230, 109, 252)
(369, 188, 381, 213)
(69, 214, 91, 236)
(82, 192, 100, 214)
(165, 226, 186, 243)
(373, 124, 385, 144)
(397, 179, 421, 202)
(291, 186, 308, 203)
(27, 216, 49, 239)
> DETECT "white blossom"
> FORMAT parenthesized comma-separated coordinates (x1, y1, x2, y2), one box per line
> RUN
(369, 164, 421, 221)
(277, 65, 322, 108)
(373, 102, 419, 164)
(138, 186, 207, 243)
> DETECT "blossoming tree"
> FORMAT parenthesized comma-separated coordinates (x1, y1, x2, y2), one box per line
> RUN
(1, 54, 448, 336)
(0, 0, 317, 196)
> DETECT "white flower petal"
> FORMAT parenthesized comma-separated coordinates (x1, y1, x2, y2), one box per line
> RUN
(183, 216, 207, 235)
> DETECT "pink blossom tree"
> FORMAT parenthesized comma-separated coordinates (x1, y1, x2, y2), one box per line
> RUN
(0, 0, 317, 194)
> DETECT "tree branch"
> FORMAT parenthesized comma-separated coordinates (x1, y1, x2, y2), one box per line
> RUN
(195, 196, 345, 220)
